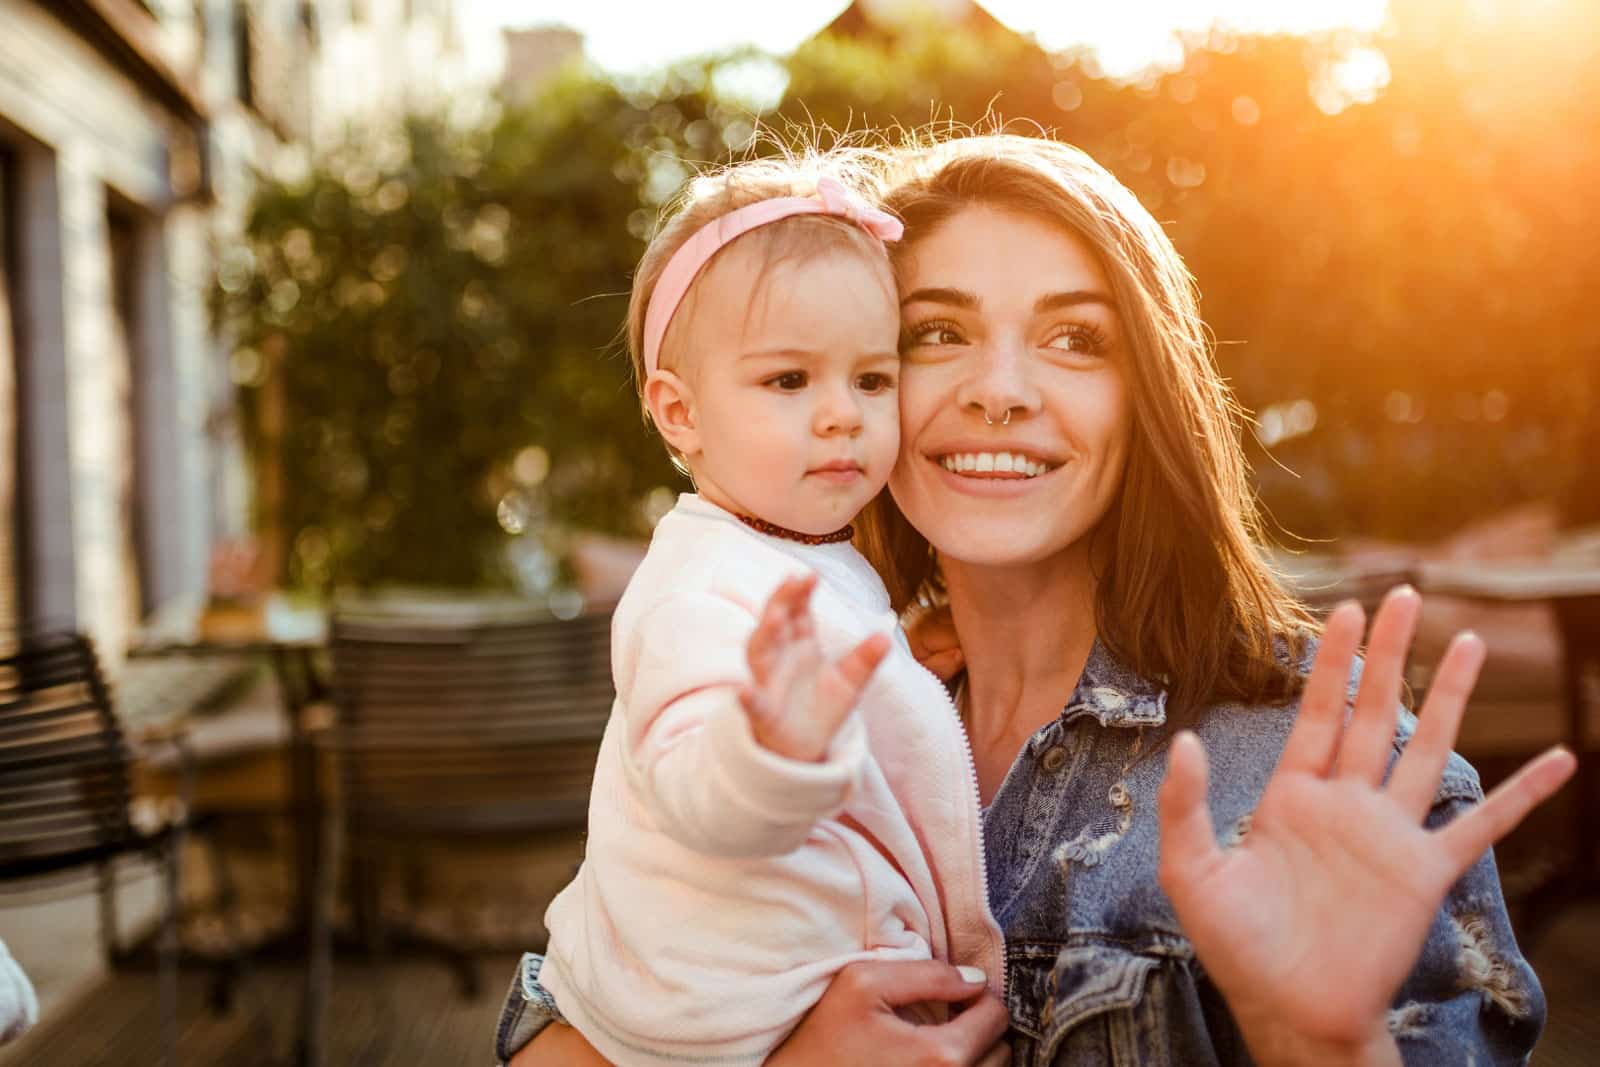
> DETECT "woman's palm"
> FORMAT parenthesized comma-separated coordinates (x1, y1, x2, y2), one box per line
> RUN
(1158, 591, 1575, 1057)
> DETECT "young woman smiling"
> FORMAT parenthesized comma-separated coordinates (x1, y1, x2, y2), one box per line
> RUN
(497, 135, 1573, 1067)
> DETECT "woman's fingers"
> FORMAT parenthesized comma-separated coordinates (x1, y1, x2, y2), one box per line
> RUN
(920, 647, 966, 683)
(1276, 602, 1365, 778)
(1338, 587, 1421, 787)
(1387, 632, 1485, 818)
(975, 1040, 1013, 1067)
(906, 605, 960, 659)
(920, 990, 1009, 1064)
(843, 959, 990, 1010)
(1436, 746, 1576, 875)
(1157, 731, 1221, 895)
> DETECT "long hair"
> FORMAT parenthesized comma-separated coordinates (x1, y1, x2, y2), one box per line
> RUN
(856, 134, 1316, 723)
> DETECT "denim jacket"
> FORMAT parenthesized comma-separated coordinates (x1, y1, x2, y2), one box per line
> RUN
(495, 641, 1544, 1066)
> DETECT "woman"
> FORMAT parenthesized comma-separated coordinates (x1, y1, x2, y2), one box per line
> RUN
(497, 134, 1573, 1065)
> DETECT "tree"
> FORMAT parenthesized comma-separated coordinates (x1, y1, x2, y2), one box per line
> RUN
(219, 5, 1600, 591)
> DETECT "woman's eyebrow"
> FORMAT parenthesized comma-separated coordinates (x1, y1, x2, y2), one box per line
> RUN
(899, 287, 976, 309)
(1034, 290, 1114, 313)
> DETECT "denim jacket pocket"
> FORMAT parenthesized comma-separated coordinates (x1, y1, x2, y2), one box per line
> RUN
(1037, 945, 1161, 1067)
(1004, 941, 1066, 1042)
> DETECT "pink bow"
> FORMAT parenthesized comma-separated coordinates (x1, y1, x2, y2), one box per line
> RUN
(642, 176, 905, 375)
(815, 176, 904, 242)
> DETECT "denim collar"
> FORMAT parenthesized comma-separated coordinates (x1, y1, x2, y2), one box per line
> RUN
(1058, 639, 1168, 729)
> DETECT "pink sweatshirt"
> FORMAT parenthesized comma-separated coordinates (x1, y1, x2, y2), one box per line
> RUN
(542, 494, 1003, 1065)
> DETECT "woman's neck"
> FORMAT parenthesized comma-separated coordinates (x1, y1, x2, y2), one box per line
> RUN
(942, 547, 1098, 752)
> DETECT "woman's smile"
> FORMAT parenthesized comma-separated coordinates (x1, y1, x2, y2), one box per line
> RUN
(890, 205, 1130, 566)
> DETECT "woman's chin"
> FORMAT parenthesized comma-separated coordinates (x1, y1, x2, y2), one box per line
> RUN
(923, 516, 1080, 571)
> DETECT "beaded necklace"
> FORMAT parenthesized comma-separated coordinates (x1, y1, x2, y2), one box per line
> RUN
(734, 513, 854, 546)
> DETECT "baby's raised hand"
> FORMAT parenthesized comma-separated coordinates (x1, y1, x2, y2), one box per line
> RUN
(741, 574, 891, 762)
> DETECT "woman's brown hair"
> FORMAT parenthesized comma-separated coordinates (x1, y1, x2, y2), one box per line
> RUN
(855, 134, 1317, 722)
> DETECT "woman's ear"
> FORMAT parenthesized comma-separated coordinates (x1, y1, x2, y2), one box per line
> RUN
(644, 369, 700, 460)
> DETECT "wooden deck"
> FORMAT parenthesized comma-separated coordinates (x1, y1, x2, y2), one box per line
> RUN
(4, 670, 1596, 1065)
(3, 910, 1598, 1066)
(0, 951, 521, 1066)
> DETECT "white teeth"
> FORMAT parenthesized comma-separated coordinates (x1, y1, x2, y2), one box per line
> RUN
(938, 452, 1055, 478)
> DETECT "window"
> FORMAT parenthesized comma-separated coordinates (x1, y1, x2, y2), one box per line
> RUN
(234, 0, 255, 108)
(0, 143, 19, 632)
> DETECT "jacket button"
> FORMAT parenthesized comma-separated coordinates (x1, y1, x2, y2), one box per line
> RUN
(1041, 745, 1068, 773)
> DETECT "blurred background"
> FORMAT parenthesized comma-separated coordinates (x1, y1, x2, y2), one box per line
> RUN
(1, 0, 1597, 1063)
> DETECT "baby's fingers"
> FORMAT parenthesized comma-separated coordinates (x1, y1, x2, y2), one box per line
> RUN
(839, 633, 891, 689)
(810, 634, 891, 748)
(748, 575, 817, 682)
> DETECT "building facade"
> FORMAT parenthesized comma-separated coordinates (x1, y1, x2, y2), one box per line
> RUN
(0, 0, 466, 661)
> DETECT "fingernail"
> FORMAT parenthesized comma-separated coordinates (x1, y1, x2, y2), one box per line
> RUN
(1389, 584, 1417, 600)
(957, 966, 986, 985)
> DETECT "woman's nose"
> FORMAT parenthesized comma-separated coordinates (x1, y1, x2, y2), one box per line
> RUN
(957, 338, 1039, 424)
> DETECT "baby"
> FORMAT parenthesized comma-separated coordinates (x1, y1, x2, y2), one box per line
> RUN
(540, 157, 1002, 1065)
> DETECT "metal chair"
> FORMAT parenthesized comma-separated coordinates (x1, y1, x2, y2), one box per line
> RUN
(302, 609, 611, 1063)
(0, 630, 243, 1064)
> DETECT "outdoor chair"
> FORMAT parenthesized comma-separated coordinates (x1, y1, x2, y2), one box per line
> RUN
(302, 609, 612, 1062)
(0, 629, 245, 1064)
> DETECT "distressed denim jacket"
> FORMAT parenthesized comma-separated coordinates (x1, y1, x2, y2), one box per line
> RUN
(495, 641, 1544, 1066)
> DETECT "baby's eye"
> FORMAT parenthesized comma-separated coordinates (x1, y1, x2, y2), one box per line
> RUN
(767, 371, 808, 390)
(856, 372, 895, 394)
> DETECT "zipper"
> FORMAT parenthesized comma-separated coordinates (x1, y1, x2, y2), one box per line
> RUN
(944, 678, 1008, 1005)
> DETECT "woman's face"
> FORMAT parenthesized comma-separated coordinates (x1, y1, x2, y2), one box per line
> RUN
(889, 205, 1132, 571)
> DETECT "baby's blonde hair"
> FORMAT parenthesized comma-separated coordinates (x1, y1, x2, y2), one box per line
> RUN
(625, 153, 894, 444)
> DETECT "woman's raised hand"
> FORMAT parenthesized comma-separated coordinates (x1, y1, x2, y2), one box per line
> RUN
(741, 574, 892, 762)
(1156, 587, 1575, 1066)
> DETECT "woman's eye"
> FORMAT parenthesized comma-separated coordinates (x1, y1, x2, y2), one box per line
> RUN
(1045, 325, 1110, 356)
(856, 372, 895, 394)
(767, 371, 807, 390)
(903, 321, 963, 348)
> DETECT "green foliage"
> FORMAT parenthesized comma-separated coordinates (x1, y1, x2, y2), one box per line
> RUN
(777, 1, 1600, 542)
(219, 2, 1600, 590)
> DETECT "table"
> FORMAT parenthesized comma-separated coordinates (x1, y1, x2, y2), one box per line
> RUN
(128, 594, 330, 950)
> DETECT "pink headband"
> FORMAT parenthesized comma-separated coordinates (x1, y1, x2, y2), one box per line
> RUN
(641, 176, 904, 376)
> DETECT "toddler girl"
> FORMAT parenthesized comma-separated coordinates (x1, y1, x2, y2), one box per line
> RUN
(540, 158, 1003, 1065)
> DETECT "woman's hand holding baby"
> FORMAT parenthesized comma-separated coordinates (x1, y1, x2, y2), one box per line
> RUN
(742, 574, 892, 762)
(904, 603, 965, 682)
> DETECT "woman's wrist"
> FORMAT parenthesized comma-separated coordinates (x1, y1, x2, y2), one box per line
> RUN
(1234, 1009, 1401, 1067)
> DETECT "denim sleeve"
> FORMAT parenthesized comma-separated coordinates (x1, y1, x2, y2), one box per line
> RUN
(493, 953, 566, 1066)
(1386, 784, 1546, 1066)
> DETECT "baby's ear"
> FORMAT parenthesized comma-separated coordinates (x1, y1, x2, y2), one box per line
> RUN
(643, 369, 700, 458)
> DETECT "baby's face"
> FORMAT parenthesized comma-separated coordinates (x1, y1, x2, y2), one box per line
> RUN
(676, 244, 901, 535)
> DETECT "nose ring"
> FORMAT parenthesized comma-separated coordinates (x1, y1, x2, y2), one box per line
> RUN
(983, 407, 1012, 427)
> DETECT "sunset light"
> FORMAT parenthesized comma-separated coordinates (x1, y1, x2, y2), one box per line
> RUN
(466, 0, 1393, 79)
